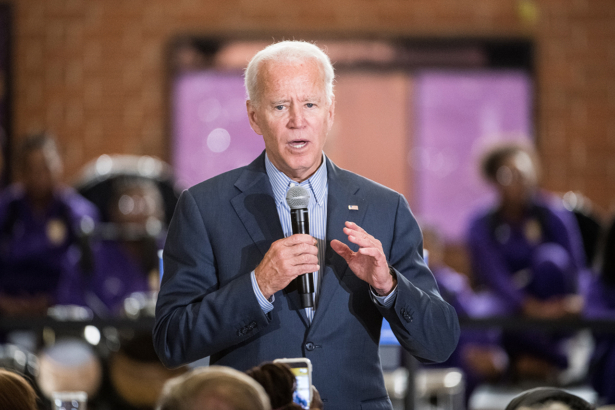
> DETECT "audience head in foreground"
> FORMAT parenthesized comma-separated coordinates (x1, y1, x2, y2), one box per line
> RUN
(0, 368, 38, 410)
(157, 365, 271, 410)
(246, 362, 298, 410)
(506, 387, 594, 410)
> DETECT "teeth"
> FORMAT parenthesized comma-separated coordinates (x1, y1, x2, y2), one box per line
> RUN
(290, 142, 307, 148)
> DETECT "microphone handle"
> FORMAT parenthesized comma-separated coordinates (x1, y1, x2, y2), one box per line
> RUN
(290, 208, 314, 308)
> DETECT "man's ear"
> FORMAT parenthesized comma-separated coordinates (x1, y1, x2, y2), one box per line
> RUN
(246, 100, 263, 136)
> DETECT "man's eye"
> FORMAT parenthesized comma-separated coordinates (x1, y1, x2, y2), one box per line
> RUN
(305, 103, 314, 108)
(274, 105, 284, 110)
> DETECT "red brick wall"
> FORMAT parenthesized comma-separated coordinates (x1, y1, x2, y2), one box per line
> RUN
(9, 0, 615, 213)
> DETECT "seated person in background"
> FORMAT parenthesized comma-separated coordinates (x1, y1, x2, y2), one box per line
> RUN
(422, 226, 508, 399)
(466, 142, 587, 381)
(246, 362, 323, 410)
(156, 365, 271, 410)
(505, 387, 594, 410)
(583, 216, 615, 405)
(0, 368, 38, 410)
(57, 176, 164, 316)
(0, 133, 98, 316)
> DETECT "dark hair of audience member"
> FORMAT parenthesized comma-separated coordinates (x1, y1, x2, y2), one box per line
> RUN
(157, 365, 271, 410)
(505, 387, 594, 410)
(246, 362, 301, 410)
(0, 369, 38, 410)
(595, 216, 615, 287)
(480, 142, 540, 184)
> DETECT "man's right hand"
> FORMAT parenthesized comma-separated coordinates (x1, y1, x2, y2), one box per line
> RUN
(254, 234, 319, 300)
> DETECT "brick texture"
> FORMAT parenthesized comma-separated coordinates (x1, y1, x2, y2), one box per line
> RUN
(8, 0, 615, 213)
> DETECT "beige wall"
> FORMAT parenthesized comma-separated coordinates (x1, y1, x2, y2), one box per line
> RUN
(9, 0, 615, 213)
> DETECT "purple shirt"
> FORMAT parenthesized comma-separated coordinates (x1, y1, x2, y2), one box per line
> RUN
(0, 185, 98, 296)
(583, 275, 615, 320)
(467, 192, 586, 311)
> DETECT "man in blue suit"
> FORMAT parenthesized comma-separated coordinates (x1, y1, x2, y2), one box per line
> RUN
(154, 40, 459, 409)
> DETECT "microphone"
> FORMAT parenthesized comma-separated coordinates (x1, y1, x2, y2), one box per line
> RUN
(286, 185, 315, 309)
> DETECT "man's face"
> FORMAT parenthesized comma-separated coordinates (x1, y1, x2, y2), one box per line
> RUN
(247, 58, 335, 182)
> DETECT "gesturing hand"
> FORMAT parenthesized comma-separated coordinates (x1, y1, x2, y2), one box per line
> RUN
(254, 234, 319, 300)
(330, 221, 396, 296)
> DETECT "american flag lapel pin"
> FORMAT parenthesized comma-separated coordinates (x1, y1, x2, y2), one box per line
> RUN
(348, 205, 359, 210)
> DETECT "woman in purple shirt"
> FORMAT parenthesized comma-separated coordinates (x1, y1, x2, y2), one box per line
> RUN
(0, 134, 98, 316)
(466, 143, 586, 380)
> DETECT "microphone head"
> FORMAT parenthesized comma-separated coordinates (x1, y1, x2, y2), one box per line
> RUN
(286, 185, 310, 210)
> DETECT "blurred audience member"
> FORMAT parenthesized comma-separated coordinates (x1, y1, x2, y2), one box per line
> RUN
(57, 176, 164, 316)
(505, 387, 594, 410)
(583, 216, 615, 405)
(422, 226, 508, 399)
(0, 133, 98, 316)
(0, 368, 38, 410)
(562, 191, 603, 268)
(157, 365, 271, 410)
(246, 362, 302, 410)
(466, 142, 586, 381)
(246, 362, 324, 410)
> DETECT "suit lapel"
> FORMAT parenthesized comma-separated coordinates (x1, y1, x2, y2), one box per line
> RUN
(311, 159, 367, 326)
(231, 159, 284, 258)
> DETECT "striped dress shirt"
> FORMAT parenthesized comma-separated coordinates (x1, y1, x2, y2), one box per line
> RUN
(250, 153, 395, 322)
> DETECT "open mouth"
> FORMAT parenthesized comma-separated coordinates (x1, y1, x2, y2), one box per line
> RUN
(289, 140, 308, 149)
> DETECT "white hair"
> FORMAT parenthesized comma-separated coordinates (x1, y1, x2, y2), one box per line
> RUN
(157, 366, 271, 410)
(244, 40, 335, 107)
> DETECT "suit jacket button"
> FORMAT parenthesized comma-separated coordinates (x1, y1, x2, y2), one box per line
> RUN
(305, 342, 315, 351)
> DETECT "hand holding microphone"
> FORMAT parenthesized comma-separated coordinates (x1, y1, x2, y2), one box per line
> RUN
(253, 186, 318, 303)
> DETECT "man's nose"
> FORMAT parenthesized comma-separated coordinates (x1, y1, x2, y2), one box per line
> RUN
(287, 104, 305, 128)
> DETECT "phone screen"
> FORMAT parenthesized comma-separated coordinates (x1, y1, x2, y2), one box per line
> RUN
(289, 366, 310, 409)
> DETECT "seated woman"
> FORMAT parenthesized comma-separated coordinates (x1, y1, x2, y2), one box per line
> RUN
(57, 176, 165, 316)
(583, 216, 615, 405)
(466, 142, 587, 381)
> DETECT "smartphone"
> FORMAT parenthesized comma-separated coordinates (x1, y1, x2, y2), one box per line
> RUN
(274, 357, 312, 409)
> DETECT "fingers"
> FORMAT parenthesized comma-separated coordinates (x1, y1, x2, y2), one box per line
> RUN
(331, 239, 352, 261)
(255, 236, 319, 298)
(343, 222, 381, 249)
(283, 233, 317, 247)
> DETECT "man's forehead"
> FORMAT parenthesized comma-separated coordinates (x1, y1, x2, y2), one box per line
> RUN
(259, 58, 322, 81)
(259, 60, 325, 94)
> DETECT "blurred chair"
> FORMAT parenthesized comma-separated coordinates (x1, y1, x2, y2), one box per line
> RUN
(73, 154, 180, 225)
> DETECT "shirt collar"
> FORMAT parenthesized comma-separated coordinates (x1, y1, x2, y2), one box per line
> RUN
(265, 152, 328, 207)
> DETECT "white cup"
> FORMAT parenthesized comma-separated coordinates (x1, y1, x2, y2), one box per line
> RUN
(52, 391, 87, 410)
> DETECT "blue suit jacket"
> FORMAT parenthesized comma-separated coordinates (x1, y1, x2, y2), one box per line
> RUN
(153, 152, 459, 410)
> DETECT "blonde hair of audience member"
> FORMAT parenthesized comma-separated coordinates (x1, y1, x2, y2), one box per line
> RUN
(157, 366, 271, 410)
(0, 369, 38, 410)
